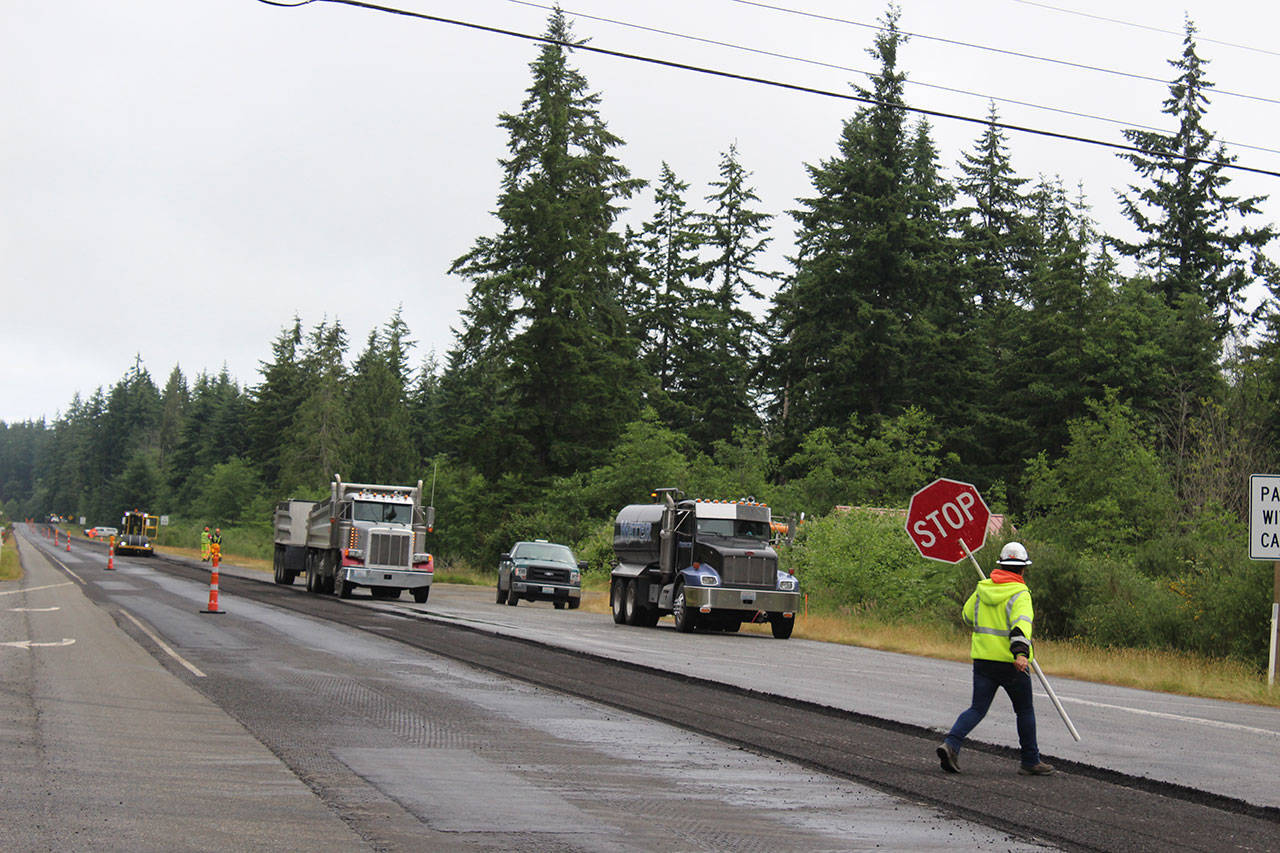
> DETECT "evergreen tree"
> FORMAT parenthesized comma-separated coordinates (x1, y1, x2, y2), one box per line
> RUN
(278, 319, 351, 491)
(345, 312, 418, 483)
(1116, 20, 1275, 352)
(447, 9, 645, 480)
(768, 11, 955, 458)
(248, 318, 306, 490)
(635, 162, 703, 405)
(683, 144, 775, 448)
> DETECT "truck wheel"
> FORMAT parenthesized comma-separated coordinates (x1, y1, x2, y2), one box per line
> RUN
(567, 597, 580, 610)
(610, 577, 629, 624)
(553, 600, 565, 610)
(625, 580, 644, 626)
(338, 571, 354, 599)
(496, 580, 507, 605)
(412, 587, 430, 604)
(506, 589, 519, 606)
(305, 551, 318, 593)
(672, 582, 697, 633)
(273, 545, 286, 584)
(769, 612, 795, 639)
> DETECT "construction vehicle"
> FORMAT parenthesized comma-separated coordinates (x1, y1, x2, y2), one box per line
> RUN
(609, 488, 801, 639)
(272, 475, 435, 603)
(116, 510, 157, 556)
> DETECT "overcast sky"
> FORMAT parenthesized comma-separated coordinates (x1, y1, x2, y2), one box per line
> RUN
(4, 0, 1278, 424)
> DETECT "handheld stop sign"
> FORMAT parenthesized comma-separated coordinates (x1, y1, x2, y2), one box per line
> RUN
(905, 478, 990, 564)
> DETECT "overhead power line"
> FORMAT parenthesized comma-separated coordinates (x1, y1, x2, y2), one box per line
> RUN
(1006, 0, 1280, 58)
(728, 0, 1280, 107)
(504, 0, 1280, 159)
(256, 0, 1280, 179)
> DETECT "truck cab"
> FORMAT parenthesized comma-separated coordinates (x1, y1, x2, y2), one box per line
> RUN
(610, 490, 801, 638)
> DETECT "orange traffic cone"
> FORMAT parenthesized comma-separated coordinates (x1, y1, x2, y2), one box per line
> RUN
(201, 547, 225, 614)
(107, 542, 115, 571)
(66, 533, 70, 552)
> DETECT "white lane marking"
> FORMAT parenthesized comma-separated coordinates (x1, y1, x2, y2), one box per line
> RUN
(0, 582, 75, 596)
(1, 638, 76, 649)
(9, 607, 60, 612)
(1054, 695, 1280, 738)
(119, 609, 206, 678)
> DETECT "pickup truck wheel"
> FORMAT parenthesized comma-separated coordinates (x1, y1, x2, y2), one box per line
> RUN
(412, 587, 430, 604)
(672, 582, 697, 633)
(553, 600, 566, 610)
(567, 597, 580, 610)
(769, 612, 795, 639)
(610, 577, 628, 624)
(496, 580, 507, 605)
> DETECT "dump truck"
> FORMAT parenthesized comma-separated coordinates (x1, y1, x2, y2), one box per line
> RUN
(116, 509, 157, 556)
(272, 475, 435, 603)
(609, 488, 800, 638)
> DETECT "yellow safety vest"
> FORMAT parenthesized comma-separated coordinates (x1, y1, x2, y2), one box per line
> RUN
(962, 577, 1034, 662)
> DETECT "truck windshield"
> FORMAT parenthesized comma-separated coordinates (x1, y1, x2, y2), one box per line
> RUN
(695, 518, 771, 540)
(353, 501, 409, 524)
(512, 543, 576, 564)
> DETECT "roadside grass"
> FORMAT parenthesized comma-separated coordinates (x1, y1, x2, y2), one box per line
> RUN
(190, 549, 1280, 707)
(1, 527, 20, 581)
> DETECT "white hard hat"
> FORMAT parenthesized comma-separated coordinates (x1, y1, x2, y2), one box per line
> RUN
(997, 541, 1031, 568)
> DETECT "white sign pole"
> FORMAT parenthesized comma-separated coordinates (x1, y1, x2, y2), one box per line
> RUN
(961, 540, 1082, 742)
(1269, 601, 1277, 687)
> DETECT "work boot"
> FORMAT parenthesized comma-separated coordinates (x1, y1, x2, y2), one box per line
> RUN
(936, 743, 960, 773)
(1018, 762, 1054, 775)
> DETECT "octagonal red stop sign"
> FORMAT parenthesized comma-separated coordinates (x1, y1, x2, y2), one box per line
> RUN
(905, 478, 991, 563)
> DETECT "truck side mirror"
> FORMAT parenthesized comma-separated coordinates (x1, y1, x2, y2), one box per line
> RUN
(577, 561, 588, 571)
(499, 553, 510, 562)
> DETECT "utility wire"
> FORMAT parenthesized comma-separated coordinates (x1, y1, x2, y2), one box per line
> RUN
(504, 0, 1280, 158)
(727, 0, 1280, 107)
(257, 0, 1280, 179)
(1007, 0, 1280, 58)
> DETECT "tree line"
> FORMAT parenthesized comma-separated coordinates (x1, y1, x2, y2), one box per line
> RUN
(3, 9, 1279, 660)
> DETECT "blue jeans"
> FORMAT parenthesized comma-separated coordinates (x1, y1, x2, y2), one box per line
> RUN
(945, 659, 1040, 767)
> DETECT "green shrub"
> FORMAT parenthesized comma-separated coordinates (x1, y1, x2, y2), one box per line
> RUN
(787, 508, 946, 616)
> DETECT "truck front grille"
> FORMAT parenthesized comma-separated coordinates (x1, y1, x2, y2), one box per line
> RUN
(368, 530, 411, 568)
(720, 554, 775, 589)
(527, 565, 570, 584)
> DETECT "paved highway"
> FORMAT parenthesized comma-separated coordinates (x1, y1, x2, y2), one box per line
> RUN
(8, 527, 1054, 851)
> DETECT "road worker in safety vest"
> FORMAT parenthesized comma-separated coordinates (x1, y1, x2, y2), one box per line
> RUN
(936, 542, 1054, 776)
(200, 527, 211, 562)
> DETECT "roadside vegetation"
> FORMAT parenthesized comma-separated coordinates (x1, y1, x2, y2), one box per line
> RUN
(0, 525, 20, 581)
(5, 9, 1280, 708)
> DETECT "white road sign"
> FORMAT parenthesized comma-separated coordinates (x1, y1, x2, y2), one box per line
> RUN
(1249, 474, 1280, 560)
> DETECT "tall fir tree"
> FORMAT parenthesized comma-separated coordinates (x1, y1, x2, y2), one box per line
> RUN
(636, 162, 703, 406)
(767, 10, 956, 460)
(278, 319, 351, 491)
(446, 9, 645, 481)
(345, 312, 418, 484)
(248, 318, 306, 490)
(1115, 20, 1275, 362)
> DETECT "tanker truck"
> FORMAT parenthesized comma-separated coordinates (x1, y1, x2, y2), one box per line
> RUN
(272, 475, 435, 603)
(610, 488, 801, 638)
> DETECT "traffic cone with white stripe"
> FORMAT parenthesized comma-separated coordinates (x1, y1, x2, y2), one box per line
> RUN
(201, 548, 225, 614)
(107, 541, 115, 571)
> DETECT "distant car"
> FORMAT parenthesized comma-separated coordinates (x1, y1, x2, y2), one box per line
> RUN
(496, 540, 585, 609)
(85, 526, 118, 539)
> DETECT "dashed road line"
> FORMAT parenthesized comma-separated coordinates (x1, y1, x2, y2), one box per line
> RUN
(119, 609, 206, 678)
